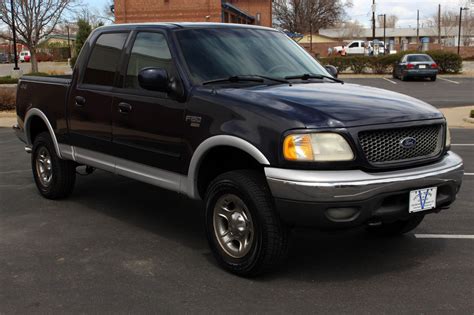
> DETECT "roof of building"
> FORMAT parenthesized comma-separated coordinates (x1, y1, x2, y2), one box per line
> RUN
(222, 2, 255, 21)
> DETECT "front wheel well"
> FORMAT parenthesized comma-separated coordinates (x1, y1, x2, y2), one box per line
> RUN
(196, 146, 265, 199)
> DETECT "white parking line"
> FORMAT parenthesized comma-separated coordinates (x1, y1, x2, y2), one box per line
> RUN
(451, 144, 474, 147)
(438, 77, 460, 84)
(415, 234, 474, 239)
(464, 173, 474, 176)
(383, 77, 397, 85)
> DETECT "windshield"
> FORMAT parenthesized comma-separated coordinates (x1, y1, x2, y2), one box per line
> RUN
(175, 28, 329, 84)
(407, 55, 432, 62)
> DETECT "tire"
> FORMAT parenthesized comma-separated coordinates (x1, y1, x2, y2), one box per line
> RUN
(366, 215, 425, 237)
(205, 170, 288, 277)
(32, 132, 76, 199)
(430, 75, 437, 81)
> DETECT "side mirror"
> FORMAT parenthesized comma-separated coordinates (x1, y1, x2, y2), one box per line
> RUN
(138, 67, 170, 92)
(324, 65, 338, 78)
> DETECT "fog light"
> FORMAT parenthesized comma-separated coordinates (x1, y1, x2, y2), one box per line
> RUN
(326, 207, 360, 222)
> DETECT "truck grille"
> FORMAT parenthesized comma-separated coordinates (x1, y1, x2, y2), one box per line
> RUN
(358, 124, 443, 165)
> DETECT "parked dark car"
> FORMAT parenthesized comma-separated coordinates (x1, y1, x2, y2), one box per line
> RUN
(393, 53, 439, 81)
(13, 23, 463, 277)
(0, 53, 9, 64)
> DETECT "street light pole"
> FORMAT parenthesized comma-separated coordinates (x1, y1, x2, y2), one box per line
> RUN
(372, 0, 376, 42)
(458, 7, 469, 55)
(10, 0, 19, 70)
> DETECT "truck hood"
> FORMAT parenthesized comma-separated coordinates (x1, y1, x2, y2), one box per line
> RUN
(216, 82, 443, 128)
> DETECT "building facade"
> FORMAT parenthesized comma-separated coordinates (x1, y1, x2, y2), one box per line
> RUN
(114, 0, 272, 27)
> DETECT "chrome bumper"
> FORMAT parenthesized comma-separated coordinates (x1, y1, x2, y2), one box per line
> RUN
(265, 152, 464, 203)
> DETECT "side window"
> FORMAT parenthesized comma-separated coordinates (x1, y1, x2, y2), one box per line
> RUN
(349, 42, 358, 48)
(83, 33, 128, 86)
(125, 32, 175, 90)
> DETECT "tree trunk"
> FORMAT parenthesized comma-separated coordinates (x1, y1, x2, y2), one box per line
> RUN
(30, 48, 39, 73)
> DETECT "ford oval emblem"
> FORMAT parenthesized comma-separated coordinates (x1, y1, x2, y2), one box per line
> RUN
(400, 137, 417, 149)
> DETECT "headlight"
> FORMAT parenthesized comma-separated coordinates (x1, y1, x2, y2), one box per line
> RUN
(446, 126, 451, 148)
(283, 133, 354, 162)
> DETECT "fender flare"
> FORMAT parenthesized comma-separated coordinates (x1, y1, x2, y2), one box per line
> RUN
(184, 135, 270, 200)
(24, 108, 63, 159)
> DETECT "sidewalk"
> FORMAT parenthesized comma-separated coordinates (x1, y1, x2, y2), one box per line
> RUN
(439, 105, 474, 129)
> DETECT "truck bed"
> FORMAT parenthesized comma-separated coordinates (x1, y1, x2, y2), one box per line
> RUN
(16, 75, 72, 141)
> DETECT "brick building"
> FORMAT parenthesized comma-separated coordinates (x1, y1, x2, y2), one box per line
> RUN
(114, 0, 272, 27)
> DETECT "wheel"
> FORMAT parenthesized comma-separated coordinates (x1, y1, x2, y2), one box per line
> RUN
(430, 75, 437, 81)
(366, 215, 425, 237)
(205, 170, 288, 277)
(32, 132, 76, 199)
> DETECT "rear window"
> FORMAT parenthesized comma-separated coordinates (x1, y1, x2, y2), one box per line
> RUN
(407, 55, 432, 62)
(83, 33, 128, 86)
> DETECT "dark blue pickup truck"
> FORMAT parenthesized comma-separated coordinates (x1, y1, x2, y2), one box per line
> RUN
(14, 23, 464, 276)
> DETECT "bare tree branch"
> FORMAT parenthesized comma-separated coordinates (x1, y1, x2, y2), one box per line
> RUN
(0, 0, 78, 72)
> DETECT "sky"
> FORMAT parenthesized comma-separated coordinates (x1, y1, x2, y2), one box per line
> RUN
(84, 0, 473, 28)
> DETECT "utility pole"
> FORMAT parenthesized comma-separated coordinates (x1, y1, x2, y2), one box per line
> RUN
(10, 0, 19, 71)
(458, 7, 469, 55)
(416, 9, 420, 48)
(438, 4, 441, 46)
(372, 0, 376, 41)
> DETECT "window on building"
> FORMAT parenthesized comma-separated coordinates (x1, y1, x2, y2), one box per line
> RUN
(125, 32, 175, 90)
(83, 33, 128, 86)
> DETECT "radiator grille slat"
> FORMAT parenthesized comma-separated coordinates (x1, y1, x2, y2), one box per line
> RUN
(359, 125, 443, 165)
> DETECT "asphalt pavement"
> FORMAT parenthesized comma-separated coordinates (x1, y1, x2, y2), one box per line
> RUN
(344, 77, 474, 108)
(0, 127, 473, 313)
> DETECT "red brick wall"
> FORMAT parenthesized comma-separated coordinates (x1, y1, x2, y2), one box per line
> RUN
(227, 0, 272, 27)
(114, 0, 223, 23)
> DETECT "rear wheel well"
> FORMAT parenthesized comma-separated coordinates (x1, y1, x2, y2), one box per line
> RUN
(28, 116, 49, 145)
(197, 146, 265, 198)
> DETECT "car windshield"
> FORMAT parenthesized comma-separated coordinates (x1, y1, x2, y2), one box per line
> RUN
(407, 55, 432, 62)
(175, 27, 329, 84)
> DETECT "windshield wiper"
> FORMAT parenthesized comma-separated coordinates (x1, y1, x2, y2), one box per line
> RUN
(202, 76, 264, 86)
(202, 75, 290, 86)
(285, 73, 344, 84)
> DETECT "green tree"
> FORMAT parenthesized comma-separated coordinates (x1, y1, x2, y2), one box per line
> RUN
(71, 19, 92, 68)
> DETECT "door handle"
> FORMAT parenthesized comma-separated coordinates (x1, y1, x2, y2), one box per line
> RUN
(75, 96, 86, 107)
(118, 102, 132, 114)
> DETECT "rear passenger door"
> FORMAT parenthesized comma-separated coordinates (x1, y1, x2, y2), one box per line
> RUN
(68, 32, 129, 154)
(111, 31, 186, 173)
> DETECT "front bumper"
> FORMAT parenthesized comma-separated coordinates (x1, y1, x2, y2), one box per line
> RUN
(266, 152, 464, 228)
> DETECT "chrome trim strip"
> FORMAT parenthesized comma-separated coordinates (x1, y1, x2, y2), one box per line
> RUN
(186, 135, 270, 199)
(266, 152, 464, 202)
(24, 108, 63, 158)
(60, 146, 185, 194)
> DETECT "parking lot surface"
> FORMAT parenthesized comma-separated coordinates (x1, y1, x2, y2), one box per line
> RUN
(0, 126, 473, 313)
(345, 77, 474, 108)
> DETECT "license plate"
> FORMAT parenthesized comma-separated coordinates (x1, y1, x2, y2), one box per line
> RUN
(409, 187, 437, 213)
(418, 65, 426, 69)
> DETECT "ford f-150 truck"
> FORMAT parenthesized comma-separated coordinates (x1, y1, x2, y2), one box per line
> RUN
(14, 23, 464, 277)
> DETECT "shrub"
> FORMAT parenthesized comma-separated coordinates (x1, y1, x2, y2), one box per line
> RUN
(36, 52, 54, 62)
(470, 110, 474, 118)
(0, 86, 16, 111)
(349, 56, 370, 74)
(319, 56, 350, 73)
(426, 50, 462, 74)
